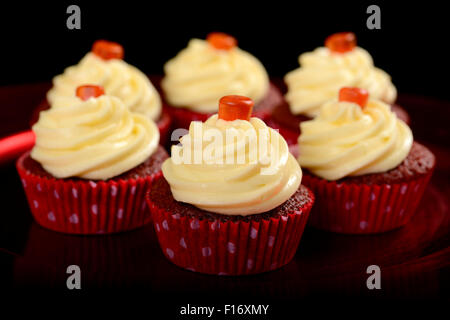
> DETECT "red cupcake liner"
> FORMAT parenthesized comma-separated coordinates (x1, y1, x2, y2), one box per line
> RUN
(302, 170, 434, 234)
(146, 179, 314, 275)
(16, 152, 163, 235)
(30, 101, 172, 146)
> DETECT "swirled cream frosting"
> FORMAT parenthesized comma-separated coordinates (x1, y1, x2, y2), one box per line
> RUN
(31, 95, 159, 180)
(161, 39, 269, 113)
(285, 47, 397, 117)
(297, 99, 413, 181)
(47, 53, 161, 120)
(162, 115, 301, 215)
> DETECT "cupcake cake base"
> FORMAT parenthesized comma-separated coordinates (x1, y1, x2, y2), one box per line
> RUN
(301, 142, 435, 234)
(17, 146, 168, 235)
(146, 176, 314, 275)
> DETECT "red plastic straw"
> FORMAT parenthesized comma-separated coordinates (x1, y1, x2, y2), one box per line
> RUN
(0, 130, 35, 165)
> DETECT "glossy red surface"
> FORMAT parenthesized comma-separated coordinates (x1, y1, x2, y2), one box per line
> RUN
(0, 80, 448, 299)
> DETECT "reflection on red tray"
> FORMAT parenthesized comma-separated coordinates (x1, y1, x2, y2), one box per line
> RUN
(11, 182, 449, 297)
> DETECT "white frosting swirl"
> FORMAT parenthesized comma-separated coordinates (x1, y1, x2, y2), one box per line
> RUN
(285, 47, 397, 117)
(162, 39, 269, 113)
(162, 115, 301, 215)
(298, 99, 413, 180)
(47, 53, 161, 120)
(31, 95, 159, 180)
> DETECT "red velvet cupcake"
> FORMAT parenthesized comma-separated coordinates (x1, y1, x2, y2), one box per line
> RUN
(37, 40, 171, 145)
(296, 88, 434, 234)
(17, 85, 168, 234)
(161, 32, 283, 131)
(146, 95, 314, 275)
(268, 32, 410, 145)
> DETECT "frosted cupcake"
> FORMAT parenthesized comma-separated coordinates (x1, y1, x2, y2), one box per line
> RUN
(40, 40, 171, 144)
(146, 95, 314, 275)
(17, 85, 168, 234)
(297, 87, 434, 234)
(161, 32, 283, 130)
(269, 32, 409, 145)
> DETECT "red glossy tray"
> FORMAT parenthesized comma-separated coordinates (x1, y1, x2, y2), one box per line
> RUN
(0, 81, 448, 300)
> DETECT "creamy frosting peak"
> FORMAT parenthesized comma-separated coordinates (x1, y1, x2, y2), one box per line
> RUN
(298, 99, 413, 180)
(285, 47, 397, 117)
(31, 95, 159, 180)
(161, 39, 269, 113)
(162, 115, 301, 215)
(47, 53, 161, 121)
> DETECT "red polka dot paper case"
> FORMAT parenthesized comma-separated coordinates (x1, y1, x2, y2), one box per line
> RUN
(301, 168, 435, 234)
(16, 152, 159, 235)
(146, 177, 315, 276)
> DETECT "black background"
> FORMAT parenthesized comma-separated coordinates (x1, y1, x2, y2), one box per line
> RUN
(1, 1, 448, 100)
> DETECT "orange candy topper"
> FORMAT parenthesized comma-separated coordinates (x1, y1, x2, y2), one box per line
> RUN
(325, 32, 356, 53)
(92, 40, 124, 60)
(207, 32, 237, 51)
(338, 87, 369, 108)
(218, 95, 254, 121)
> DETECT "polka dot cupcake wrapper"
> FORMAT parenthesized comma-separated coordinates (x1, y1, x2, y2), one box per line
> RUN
(302, 170, 434, 234)
(16, 152, 162, 235)
(146, 184, 313, 276)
